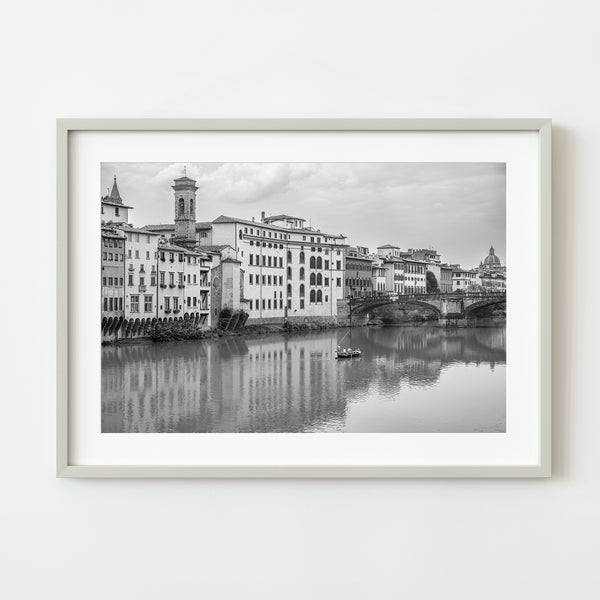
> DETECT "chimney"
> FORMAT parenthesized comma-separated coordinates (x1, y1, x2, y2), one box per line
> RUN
(261, 211, 266, 222)
(252, 216, 255, 222)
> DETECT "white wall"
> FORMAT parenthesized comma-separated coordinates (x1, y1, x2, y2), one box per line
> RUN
(1, 1, 597, 598)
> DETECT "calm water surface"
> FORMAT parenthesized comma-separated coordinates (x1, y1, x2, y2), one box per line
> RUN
(102, 326, 505, 433)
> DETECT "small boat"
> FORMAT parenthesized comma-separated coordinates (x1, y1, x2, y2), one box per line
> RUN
(336, 347, 362, 359)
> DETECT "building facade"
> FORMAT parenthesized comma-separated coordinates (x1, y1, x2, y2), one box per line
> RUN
(205, 213, 347, 323)
(452, 267, 479, 291)
(101, 226, 126, 320)
(345, 247, 374, 298)
(439, 265, 454, 293)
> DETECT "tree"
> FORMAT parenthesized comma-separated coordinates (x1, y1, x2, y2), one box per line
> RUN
(426, 271, 439, 294)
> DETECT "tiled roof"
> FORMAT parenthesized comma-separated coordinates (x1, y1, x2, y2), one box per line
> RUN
(263, 214, 305, 222)
(212, 215, 346, 239)
(142, 222, 212, 231)
(116, 224, 161, 235)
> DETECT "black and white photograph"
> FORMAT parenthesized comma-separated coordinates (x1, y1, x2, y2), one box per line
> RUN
(101, 162, 507, 433)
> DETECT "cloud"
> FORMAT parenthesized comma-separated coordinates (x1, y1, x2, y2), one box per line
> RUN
(101, 162, 506, 268)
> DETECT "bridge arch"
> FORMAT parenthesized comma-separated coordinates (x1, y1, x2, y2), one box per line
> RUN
(350, 297, 442, 319)
(464, 298, 506, 317)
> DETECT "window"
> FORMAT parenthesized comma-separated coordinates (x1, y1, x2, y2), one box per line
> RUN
(336, 278, 341, 287)
(119, 277, 123, 286)
(325, 260, 329, 270)
(316, 257, 322, 269)
(310, 256, 316, 268)
(169, 272, 175, 285)
(150, 273, 156, 286)
(249, 255, 253, 265)
(279, 276, 283, 286)
(255, 299, 259, 309)
(190, 199, 194, 214)
(115, 207, 120, 217)
(299, 251, 305, 263)
(146, 251, 150, 259)
(299, 284, 305, 297)
(287, 284, 292, 296)
(310, 273, 316, 285)
(119, 298, 123, 310)
(262, 275, 266, 285)
(128, 274, 134, 286)
(287, 250, 292, 262)
(300, 267, 305, 280)
(178, 272, 184, 285)
(179, 198, 184, 216)
(316, 273, 322, 285)
(173, 297, 179, 311)
(310, 290, 316, 303)
(139, 276, 145, 286)
(268, 299, 271, 309)
(109, 298, 113, 311)
(144, 295, 153, 312)
(316, 290, 322, 303)
(300, 299, 305, 309)
(325, 277, 329, 286)
(278, 257, 283, 268)
(268, 256, 272, 267)
(131, 295, 139, 312)
(102, 277, 107, 286)
(160, 271, 165, 285)
(164, 297, 170, 311)
(103, 298, 108, 311)
(287, 266, 292, 278)
(336, 261, 341, 270)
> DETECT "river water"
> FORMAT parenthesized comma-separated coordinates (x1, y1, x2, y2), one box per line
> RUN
(102, 326, 506, 433)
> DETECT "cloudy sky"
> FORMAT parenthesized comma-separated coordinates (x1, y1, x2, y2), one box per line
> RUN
(101, 162, 505, 268)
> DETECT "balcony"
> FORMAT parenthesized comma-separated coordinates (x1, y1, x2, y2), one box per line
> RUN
(178, 284, 185, 289)
(173, 309, 180, 314)
(169, 283, 176, 288)
(159, 284, 167, 289)
(138, 285, 147, 292)
(164, 309, 171, 314)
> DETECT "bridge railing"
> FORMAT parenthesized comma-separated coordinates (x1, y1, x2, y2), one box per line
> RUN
(347, 291, 506, 304)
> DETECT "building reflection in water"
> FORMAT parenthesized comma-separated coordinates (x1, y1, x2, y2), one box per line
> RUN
(102, 326, 506, 433)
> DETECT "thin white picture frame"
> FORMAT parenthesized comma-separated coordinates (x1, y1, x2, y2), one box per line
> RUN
(56, 118, 551, 478)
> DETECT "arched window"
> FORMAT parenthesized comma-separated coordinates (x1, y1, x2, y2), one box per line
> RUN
(179, 198, 185, 216)
(316, 290, 322, 303)
(287, 250, 292, 262)
(299, 251, 305, 264)
(287, 284, 292, 296)
(310, 290, 316, 303)
(287, 266, 292, 278)
(316, 273, 322, 286)
(310, 273, 316, 285)
(300, 267, 305, 280)
(299, 284, 305, 297)
(316, 257, 322, 269)
(309, 256, 316, 268)
(190, 198, 194, 214)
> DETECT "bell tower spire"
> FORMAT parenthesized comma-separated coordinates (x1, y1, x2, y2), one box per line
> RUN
(172, 167, 198, 249)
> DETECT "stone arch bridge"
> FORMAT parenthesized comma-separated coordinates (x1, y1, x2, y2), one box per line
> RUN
(338, 292, 506, 326)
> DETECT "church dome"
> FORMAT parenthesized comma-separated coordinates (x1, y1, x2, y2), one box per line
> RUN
(483, 245, 501, 266)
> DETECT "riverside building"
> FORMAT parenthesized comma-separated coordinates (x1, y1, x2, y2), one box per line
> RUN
(101, 226, 126, 319)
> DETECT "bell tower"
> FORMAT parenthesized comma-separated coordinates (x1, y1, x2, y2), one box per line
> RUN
(172, 167, 198, 249)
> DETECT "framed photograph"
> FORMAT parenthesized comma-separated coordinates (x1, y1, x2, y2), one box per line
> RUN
(57, 118, 551, 477)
